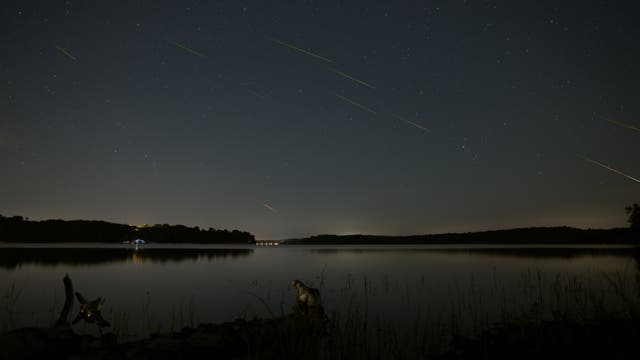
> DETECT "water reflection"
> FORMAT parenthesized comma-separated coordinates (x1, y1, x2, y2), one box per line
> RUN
(0, 248, 254, 269)
(1, 246, 636, 269)
(0, 245, 638, 341)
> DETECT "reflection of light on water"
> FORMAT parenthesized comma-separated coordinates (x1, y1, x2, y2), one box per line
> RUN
(0, 245, 636, 342)
(130, 250, 144, 265)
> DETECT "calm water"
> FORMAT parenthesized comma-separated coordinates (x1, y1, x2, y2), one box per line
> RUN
(1, 243, 638, 339)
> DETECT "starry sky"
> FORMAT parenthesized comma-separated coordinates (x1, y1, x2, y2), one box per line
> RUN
(1, 1, 638, 240)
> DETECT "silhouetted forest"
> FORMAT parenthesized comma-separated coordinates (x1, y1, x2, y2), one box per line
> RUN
(286, 227, 638, 245)
(310, 247, 639, 259)
(0, 215, 255, 244)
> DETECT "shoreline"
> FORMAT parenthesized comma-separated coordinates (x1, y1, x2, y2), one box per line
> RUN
(1, 225, 637, 246)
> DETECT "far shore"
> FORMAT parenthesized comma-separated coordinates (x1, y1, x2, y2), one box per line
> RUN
(1, 214, 637, 245)
(282, 226, 638, 245)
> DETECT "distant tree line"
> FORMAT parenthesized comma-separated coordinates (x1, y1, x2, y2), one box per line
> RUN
(285, 227, 637, 245)
(287, 205, 640, 245)
(0, 215, 255, 244)
(136, 223, 254, 244)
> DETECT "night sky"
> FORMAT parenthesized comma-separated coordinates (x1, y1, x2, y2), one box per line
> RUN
(1, 1, 638, 240)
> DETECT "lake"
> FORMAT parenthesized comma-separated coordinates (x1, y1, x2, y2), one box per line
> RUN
(1, 243, 639, 342)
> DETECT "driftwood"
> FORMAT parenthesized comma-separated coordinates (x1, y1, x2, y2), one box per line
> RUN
(54, 274, 74, 327)
(51, 274, 110, 330)
(291, 279, 326, 320)
(72, 292, 110, 328)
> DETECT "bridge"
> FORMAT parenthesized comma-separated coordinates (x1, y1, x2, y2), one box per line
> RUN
(255, 241, 281, 246)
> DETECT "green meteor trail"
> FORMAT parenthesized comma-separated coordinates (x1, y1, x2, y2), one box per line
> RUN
(334, 93, 377, 115)
(391, 113, 429, 132)
(582, 156, 640, 184)
(55, 45, 77, 61)
(266, 36, 333, 63)
(168, 40, 207, 58)
(596, 114, 640, 133)
(326, 67, 376, 89)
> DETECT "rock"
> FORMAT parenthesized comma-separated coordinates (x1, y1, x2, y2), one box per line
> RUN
(1, 315, 327, 359)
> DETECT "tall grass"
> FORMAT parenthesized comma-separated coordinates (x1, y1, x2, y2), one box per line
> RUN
(0, 283, 22, 332)
(309, 269, 640, 359)
(3, 268, 639, 359)
(107, 292, 198, 342)
(0, 283, 42, 331)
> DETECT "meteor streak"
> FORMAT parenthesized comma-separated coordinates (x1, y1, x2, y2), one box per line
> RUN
(582, 156, 640, 183)
(55, 45, 77, 61)
(595, 114, 640, 133)
(266, 36, 333, 63)
(262, 202, 277, 213)
(168, 40, 207, 58)
(246, 89, 265, 99)
(391, 113, 429, 132)
(326, 67, 376, 89)
(334, 94, 377, 115)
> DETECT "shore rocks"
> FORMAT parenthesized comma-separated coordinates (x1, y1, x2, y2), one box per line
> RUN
(1, 313, 327, 360)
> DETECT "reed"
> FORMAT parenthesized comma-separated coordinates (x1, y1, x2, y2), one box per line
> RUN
(3, 268, 639, 359)
(0, 283, 23, 332)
